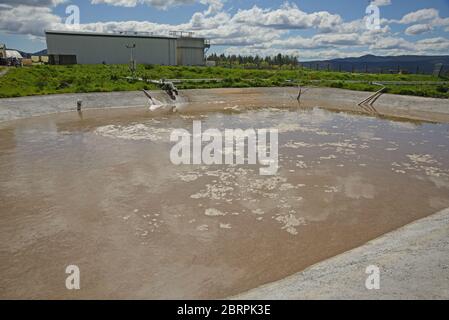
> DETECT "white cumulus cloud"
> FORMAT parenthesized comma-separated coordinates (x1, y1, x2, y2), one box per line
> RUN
(405, 23, 432, 35)
(232, 3, 342, 32)
(0, 5, 61, 36)
(397, 8, 439, 24)
(0, 0, 66, 6)
(1, 0, 449, 59)
(370, 0, 391, 7)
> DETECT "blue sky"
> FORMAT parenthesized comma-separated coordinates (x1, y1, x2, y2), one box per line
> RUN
(1, 0, 448, 60)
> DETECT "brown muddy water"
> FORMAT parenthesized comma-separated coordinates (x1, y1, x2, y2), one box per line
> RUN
(1, 106, 449, 299)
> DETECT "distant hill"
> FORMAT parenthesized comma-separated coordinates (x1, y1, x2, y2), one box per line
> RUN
(33, 49, 47, 56)
(17, 50, 31, 59)
(301, 54, 449, 75)
(14, 49, 47, 59)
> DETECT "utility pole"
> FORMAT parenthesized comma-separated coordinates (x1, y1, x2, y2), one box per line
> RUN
(126, 44, 136, 78)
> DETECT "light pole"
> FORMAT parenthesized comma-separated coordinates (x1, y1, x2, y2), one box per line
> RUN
(126, 44, 136, 77)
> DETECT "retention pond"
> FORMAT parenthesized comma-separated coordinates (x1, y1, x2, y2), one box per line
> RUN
(1, 105, 449, 298)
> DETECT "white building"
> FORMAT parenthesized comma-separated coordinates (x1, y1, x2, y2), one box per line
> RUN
(0, 43, 6, 59)
(5, 50, 23, 60)
(45, 30, 210, 66)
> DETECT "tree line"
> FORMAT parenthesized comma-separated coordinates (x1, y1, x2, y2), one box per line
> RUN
(207, 53, 300, 68)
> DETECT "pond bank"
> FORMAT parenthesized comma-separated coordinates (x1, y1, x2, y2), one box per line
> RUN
(233, 208, 449, 300)
(0, 87, 448, 123)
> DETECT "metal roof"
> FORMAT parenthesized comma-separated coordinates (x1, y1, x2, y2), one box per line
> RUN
(45, 30, 179, 40)
(45, 30, 206, 40)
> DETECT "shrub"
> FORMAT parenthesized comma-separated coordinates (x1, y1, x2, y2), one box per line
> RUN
(436, 85, 448, 93)
(36, 81, 48, 90)
(398, 88, 415, 96)
(58, 81, 71, 89)
(330, 81, 344, 88)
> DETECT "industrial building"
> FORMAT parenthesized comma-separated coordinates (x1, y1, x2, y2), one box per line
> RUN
(45, 30, 210, 66)
(0, 43, 5, 59)
(0, 44, 24, 66)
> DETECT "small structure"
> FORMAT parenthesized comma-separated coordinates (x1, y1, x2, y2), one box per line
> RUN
(30, 55, 49, 65)
(0, 43, 6, 59)
(0, 48, 23, 66)
(22, 59, 33, 66)
(6, 50, 23, 60)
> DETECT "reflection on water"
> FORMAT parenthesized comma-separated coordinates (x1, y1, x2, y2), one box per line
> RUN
(0, 106, 449, 299)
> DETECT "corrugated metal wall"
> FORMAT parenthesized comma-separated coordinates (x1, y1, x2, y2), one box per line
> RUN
(176, 38, 206, 66)
(46, 32, 177, 65)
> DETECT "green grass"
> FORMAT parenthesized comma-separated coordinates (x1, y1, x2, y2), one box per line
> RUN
(0, 64, 448, 98)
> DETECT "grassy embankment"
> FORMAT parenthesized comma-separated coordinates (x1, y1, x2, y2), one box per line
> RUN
(0, 64, 448, 98)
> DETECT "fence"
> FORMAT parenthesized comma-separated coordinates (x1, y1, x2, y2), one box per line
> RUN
(299, 62, 449, 76)
(210, 61, 449, 76)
